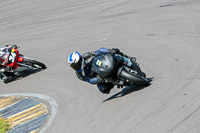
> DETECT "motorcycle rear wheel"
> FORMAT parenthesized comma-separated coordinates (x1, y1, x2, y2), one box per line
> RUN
(2, 76, 10, 84)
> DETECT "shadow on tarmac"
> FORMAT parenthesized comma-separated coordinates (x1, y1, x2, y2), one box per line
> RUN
(0, 68, 46, 84)
(103, 77, 154, 102)
(103, 85, 148, 102)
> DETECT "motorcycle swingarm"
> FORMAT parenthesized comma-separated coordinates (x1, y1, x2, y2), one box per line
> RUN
(116, 66, 136, 86)
(17, 62, 33, 69)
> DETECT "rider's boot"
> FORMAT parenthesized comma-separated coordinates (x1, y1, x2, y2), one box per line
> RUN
(98, 82, 114, 94)
(105, 83, 114, 94)
(118, 52, 136, 63)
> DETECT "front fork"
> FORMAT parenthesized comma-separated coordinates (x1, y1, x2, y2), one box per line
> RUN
(16, 55, 32, 71)
(115, 66, 138, 87)
(16, 56, 35, 71)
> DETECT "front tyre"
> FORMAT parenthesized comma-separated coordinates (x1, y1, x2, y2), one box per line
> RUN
(120, 70, 150, 86)
(23, 58, 46, 69)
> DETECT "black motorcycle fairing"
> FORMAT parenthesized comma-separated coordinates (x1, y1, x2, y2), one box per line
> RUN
(117, 65, 150, 86)
(91, 54, 116, 79)
(91, 53, 150, 87)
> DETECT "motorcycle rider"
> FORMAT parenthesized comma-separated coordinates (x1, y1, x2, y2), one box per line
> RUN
(0, 44, 28, 77)
(68, 47, 137, 94)
(0, 44, 18, 73)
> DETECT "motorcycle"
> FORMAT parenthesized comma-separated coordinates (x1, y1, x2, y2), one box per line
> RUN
(91, 54, 150, 88)
(0, 46, 46, 83)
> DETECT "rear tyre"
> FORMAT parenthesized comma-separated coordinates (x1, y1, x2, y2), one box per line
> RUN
(23, 58, 46, 69)
(120, 70, 150, 86)
(2, 77, 10, 84)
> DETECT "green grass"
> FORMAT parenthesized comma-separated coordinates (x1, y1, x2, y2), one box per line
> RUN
(0, 116, 10, 133)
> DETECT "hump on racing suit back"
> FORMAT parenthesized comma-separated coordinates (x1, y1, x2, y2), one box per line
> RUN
(91, 54, 116, 79)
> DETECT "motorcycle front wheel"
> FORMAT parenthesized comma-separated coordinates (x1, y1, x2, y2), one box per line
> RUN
(22, 58, 46, 69)
(120, 69, 150, 86)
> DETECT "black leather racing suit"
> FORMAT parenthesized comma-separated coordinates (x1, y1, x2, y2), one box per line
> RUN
(75, 47, 135, 94)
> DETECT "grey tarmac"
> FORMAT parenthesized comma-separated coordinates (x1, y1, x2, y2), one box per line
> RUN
(0, 0, 200, 133)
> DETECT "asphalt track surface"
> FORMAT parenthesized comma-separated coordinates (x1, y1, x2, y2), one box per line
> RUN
(0, 0, 200, 133)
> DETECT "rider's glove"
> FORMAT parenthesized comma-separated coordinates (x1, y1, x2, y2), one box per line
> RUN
(97, 78, 105, 83)
(5, 44, 17, 49)
(108, 48, 120, 54)
(11, 45, 17, 49)
(91, 51, 96, 56)
(129, 57, 136, 62)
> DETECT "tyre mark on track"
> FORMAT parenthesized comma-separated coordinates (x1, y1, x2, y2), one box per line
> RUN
(167, 105, 200, 133)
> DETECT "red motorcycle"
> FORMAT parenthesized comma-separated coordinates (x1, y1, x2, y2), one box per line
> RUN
(0, 46, 46, 83)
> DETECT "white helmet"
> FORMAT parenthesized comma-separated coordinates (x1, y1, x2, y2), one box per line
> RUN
(68, 51, 83, 72)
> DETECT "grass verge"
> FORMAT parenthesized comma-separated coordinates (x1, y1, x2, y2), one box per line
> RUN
(0, 116, 10, 133)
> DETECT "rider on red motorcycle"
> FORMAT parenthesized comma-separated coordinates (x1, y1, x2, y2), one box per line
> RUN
(0, 44, 23, 73)
(68, 47, 137, 94)
(0, 44, 46, 83)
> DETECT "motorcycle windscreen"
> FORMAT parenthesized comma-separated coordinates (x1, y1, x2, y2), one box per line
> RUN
(91, 54, 116, 79)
